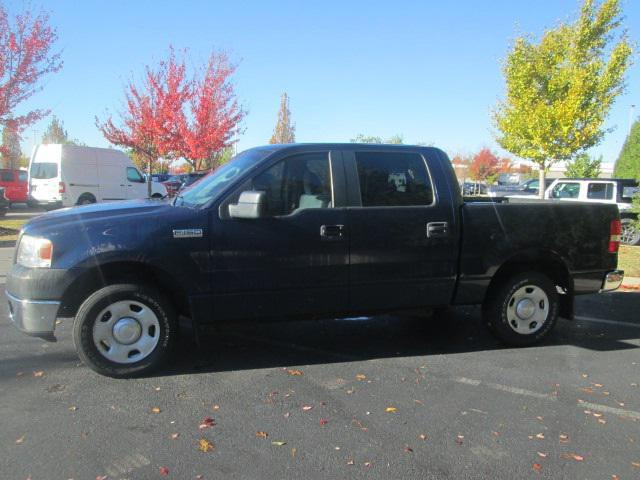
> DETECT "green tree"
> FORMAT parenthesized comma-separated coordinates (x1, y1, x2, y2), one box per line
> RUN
(42, 116, 68, 144)
(565, 153, 602, 178)
(493, 0, 632, 197)
(1, 124, 21, 169)
(350, 134, 404, 144)
(614, 119, 640, 178)
(269, 93, 295, 144)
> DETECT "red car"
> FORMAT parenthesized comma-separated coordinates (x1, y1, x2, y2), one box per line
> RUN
(0, 169, 28, 204)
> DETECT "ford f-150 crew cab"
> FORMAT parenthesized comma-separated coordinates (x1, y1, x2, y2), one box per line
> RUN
(6, 144, 625, 377)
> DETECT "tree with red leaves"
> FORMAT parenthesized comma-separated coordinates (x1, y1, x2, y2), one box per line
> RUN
(0, 5, 62, 155)
(469, 148, 499, 182)
(178, 52, 244, 171)
(97, 48, 244, 193)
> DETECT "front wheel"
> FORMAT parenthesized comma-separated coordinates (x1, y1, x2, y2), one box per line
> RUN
(483, 272, 559, 347)
(73, 284, 177, 378)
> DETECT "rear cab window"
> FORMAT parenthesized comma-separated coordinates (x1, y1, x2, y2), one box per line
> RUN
(18, 171, 27, 182)
(0, 170, 14, 182)
(587, 182, 614, 200)
(354, 151, 434, 206)
(30, 163, 58, 179)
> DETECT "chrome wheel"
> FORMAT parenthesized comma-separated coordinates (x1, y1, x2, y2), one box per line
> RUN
(621, 219, 640, 245)
(505, 284, 549, 335)
(92, 300, 160, 364)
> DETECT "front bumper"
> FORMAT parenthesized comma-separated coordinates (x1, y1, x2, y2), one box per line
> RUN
(600, 270, 624, 292)
(6, 291, 60, 341)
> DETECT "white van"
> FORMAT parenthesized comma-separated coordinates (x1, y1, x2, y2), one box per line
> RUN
(28, 144, 167, 209)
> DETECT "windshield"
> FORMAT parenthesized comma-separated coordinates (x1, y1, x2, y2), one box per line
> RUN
(177, 148, 274, 207)
(30, 162, 58, 179)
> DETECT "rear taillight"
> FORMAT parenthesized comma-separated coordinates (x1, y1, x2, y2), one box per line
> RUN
(58, 182, 65, 194)
(608, 219, 621, 253)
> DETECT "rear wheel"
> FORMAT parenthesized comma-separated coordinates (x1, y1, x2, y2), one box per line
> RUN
(77, 193, 96, 205)
(73, 284, 177, 378)
(483, 271, 559, 347)
(621, 218, 640, 246)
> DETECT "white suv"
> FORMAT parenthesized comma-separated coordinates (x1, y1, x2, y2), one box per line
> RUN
(544, 178, 639, 245)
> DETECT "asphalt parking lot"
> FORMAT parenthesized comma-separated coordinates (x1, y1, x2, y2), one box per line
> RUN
(1, 245, 639, 480)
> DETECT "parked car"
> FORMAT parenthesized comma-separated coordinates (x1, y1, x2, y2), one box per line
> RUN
(544, 178, 639, 245)
(28, 144, 167, 209)
(461, 181, 488, 196)
(7, 144, 623, 377)
(0, 187, 9, 216)
(0, 168, 28, 205)
(162, 172, 207, 197)
(490, 178, 555, 198)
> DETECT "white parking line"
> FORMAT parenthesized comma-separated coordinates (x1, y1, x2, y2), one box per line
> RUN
(575, 315, 640, 329)
(455, 377, 556, 400)
(454, 376, 640, 420)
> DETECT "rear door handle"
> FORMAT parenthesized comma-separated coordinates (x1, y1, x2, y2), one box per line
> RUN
(320, 224, 345, 241)
(426, 221, 449, 238)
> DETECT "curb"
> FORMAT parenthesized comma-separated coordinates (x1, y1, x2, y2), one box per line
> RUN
(621, 276, 640, 291)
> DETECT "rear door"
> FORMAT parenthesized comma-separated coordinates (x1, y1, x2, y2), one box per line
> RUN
(343, 148, 458, 311)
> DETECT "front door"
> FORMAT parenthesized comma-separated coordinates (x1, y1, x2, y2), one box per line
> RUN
(343, 148, 458, 312)
(126, 167, 147, 199)
(209, 150, 349, 321)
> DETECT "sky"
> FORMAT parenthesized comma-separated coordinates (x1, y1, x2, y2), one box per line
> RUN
(6, 0, 640, 165)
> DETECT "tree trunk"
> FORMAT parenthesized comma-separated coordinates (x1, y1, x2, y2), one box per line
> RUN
(147, 158, 152, 198)
(538, 165, 546, 199)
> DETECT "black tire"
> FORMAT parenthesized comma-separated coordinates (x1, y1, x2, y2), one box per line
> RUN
(482, 271, 559, 347)
(151, 193, 163, 199)
(73, 284, 177, 378)
(77, 193, 96, 205)
(621, 218, 640, 246)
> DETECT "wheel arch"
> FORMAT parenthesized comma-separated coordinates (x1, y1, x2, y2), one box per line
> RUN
(59, 261, 191, 319)
(486, 249, 574, 319)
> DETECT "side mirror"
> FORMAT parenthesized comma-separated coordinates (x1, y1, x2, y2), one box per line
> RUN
(229, 191, 267, 219)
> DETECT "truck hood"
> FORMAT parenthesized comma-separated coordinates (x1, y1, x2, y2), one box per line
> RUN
(22, 200, 176, 235)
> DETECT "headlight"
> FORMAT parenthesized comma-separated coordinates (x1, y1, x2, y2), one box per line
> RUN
(17, 235, 53, 268)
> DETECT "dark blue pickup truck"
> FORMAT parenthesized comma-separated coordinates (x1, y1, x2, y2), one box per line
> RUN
(6, 144, 624, 377)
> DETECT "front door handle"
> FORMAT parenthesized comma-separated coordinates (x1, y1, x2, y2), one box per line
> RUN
(320, 224, 345, 241)
(426, 221, 449, 238)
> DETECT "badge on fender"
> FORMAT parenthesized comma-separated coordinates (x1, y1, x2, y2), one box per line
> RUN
(173, 228, 203, 238)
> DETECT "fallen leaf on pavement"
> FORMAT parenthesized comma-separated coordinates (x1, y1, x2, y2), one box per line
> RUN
(456, 435, 464, 446)
(355, 374, 366, 380)
(302, 405, 313, 411)
(151, 407, 161, 414)
(159, 466, 169, 476)
(537, 452, 548, 458)
(533, 463, 542, 473)
(283, 412, 290, 418)
(212, 404, 220, 410)
(404, 446, 414, 453)
(535, 433, 545, 439)
(385, 407, 397, 413)
(364, 461, 372, 467)
(96, 476, 108, 480)
(16, 371, 24, 377)
(271, 441, 287, 446)
(256, 431, 268, 439)
(291, 447, 297, 458)
(346, 460, 354, 466)
(68, 406, 78, 411)
(418, 434, 427, 440)
(198, 438, 214, 452)
(592, 413, 603, 418)
(631, 461, 640, 468)
(561, 453, 584, 461)
(15, 435, 25, 444)
(559, 433, 569, 443)
(598, 419, 606, 424)
(319, 418, 328, 426)
(199, 417, 216, 429)
(170, 433, 180, 440)
(287, 369, 303, 376)
(33, 371, 44, 377)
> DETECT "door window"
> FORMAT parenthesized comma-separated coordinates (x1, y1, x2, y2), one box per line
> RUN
(587, 183, 613, 200)
(551, 182, 580, 199)
(249, 152, 332, 216)
(126, 167, 144, 183)
(355, 152, 434, 206)
(0, 171, 13, 181)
